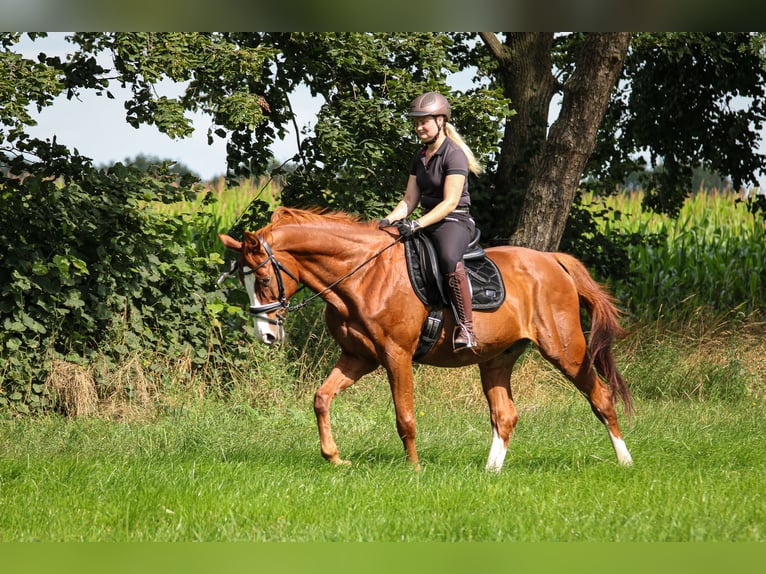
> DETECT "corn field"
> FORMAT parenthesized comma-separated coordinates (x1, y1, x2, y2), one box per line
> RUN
(154, 176, 281, 255)
(580, 189, 766, 318)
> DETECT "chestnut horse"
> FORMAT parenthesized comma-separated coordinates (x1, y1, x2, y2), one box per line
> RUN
(219, 207, 633, 471)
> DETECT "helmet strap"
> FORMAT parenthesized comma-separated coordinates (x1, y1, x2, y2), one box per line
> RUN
(425, 116, 443, 146)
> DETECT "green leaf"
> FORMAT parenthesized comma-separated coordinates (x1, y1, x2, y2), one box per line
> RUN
(5, 337, 21, 351)
(53, 254, 71, 276)
(31, 261, 50, 276)
(21, 312, 46, 334)
(4, 318, 26, 332)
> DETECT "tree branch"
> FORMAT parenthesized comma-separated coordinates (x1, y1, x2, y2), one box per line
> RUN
(479, 32, 506, 62)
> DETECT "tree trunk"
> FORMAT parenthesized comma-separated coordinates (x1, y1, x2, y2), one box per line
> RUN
(483, 32, 631, 251)
(480, 33, 557, 242)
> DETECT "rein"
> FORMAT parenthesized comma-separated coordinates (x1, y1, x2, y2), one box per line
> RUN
(286, 235, 404, 313)
(219, 232, 403, 320)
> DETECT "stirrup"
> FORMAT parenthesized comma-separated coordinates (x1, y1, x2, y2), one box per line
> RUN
(453, 325, 477, 351)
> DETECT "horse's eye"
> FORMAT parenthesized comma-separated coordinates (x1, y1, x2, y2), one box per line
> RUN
(259, 276, 272, 287)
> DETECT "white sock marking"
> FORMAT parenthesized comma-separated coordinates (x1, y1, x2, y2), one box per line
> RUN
(485, 427, 507, 472)
(609, 430, 633, 466)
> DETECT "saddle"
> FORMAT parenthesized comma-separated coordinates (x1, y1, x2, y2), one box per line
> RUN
(402, 229, 506, 360)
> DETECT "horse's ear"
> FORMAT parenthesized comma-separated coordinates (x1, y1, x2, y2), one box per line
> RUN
(219, 234, 242, 252)
(243, 230, 261, 248)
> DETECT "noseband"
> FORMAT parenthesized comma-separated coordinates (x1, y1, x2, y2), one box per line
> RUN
(239, 238, 298, 325)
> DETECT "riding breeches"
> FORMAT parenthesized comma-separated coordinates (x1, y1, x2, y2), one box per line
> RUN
(422, 211, 475, 274)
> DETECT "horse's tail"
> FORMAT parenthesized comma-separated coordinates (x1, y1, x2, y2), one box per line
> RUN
(553, 253, 634, 419)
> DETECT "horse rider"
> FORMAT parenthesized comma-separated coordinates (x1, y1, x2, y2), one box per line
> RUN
(379, 91, 484, 352)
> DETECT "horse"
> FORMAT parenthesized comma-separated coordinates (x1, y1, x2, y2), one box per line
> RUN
(219, 206, 634, 471)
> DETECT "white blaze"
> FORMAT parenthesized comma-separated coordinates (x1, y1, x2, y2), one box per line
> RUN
(243, 273, 280, 344)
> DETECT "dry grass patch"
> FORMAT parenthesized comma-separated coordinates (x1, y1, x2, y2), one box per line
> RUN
(95, 354, 160, 419)
(616, 313, 766, 401)
(412, 347, 577, 416)
(45, 352, 201, 420)
(46, 360, 98, 418)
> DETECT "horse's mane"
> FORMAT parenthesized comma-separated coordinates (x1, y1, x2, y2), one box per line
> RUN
(267, 206, 376, 230)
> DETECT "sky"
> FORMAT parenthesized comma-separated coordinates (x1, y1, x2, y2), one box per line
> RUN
(18, 33, 321, 181)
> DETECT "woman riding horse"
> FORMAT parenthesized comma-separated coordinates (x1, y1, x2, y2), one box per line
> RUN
(219, 206, 634, 472)
(379, 92, 483, 352)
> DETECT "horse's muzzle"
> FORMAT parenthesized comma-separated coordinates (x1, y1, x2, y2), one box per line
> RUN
(261, 331, 279, 346)
(249, 308, 285, 346)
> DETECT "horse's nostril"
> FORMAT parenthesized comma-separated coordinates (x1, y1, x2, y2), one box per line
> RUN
(263, 333, 277, 346)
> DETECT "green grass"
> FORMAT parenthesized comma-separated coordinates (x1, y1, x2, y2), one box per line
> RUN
(1, 389, 763, 542)
(5, 183, 764, 543)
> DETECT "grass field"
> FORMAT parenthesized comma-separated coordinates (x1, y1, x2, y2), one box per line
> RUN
(3, 183, 764, 547)
(1, 356, 763, 542)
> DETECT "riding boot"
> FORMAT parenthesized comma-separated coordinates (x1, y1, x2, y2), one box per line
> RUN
(445, 262, 477, 351)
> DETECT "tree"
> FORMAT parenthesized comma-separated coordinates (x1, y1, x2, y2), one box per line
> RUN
(599, 32, 766, 216)
(4, 32, 766, 411)
(478, 32, 631, 250)
(118, 153, 198, 177)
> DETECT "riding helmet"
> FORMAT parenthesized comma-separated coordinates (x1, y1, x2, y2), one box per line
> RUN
(407, 92, 451, 121)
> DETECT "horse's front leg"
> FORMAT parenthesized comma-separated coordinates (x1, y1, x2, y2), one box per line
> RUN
(314, 352, 376, 465)
(384, 350, 420, 470)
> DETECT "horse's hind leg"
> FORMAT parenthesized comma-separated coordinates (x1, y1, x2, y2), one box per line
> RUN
(314, 352, 376, 465)
(575, 367, 632, 465)
(537, 327, 632, 466)
(478, 350, 523, 472)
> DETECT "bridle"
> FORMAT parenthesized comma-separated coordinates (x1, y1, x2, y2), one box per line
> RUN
(237, 238, 298, 326)
(218, 232, 403, 328)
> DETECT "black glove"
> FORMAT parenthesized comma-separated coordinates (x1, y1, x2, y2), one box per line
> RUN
(394, 219, 423, 238)
(378, 218, 391, 229)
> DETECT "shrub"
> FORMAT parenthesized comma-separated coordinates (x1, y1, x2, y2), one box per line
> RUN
(0, 149, 246, 413)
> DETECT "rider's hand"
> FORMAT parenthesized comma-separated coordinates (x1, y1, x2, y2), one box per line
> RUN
(394, 219, 423, 238)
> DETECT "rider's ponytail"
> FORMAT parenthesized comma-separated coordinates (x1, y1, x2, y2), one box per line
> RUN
(444, 122, 484, 176)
